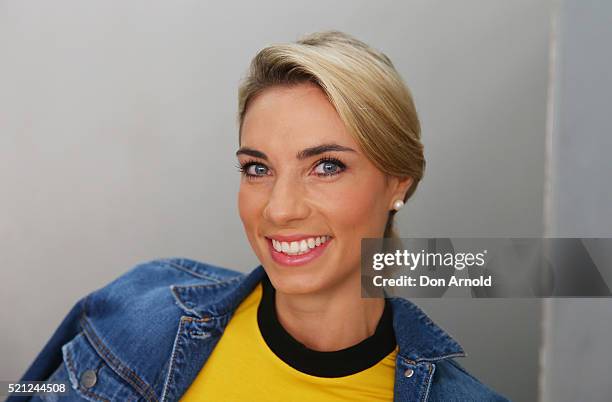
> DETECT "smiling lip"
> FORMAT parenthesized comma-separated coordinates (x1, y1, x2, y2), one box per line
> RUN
(266, 236, 332, 267)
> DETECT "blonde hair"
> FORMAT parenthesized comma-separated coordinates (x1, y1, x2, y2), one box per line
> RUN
(237, 31, 425, 238)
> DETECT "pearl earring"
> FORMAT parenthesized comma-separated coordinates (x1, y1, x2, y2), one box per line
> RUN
(392, 199, 404, 211)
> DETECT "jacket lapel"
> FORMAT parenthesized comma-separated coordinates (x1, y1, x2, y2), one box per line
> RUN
(160, 266, 265, 402)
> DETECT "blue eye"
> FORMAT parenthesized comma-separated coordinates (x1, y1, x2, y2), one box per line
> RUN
(313, 158, 346, 177)
(248, 164, 268, 176)
(237, 161, 269, 178)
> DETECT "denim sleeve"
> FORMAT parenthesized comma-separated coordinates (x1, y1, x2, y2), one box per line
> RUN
(6, 297, 86, 402)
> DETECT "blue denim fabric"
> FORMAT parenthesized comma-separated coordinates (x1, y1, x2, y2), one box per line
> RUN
(10, 258, 510, 402)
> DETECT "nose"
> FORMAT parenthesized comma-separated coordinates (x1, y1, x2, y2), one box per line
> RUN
(263, 173, 310, 226)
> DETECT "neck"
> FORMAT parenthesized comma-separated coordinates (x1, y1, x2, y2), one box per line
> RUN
(273, 270, 386, 351)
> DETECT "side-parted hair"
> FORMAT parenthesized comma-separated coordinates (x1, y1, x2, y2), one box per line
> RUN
(237, 30, 425, 238)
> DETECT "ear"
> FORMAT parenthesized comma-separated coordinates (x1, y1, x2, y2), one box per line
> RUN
(388, 176, 414, 207)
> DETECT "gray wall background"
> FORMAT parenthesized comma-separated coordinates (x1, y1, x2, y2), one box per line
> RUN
(541, 1, 612, 401)
(0, 1, 553, 401)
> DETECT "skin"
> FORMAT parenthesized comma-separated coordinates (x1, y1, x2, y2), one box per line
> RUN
(237, 82, 413, 351)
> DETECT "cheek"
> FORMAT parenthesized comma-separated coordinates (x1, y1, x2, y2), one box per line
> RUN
(315, 177, 388, 238)
(238, 184, 262, 232)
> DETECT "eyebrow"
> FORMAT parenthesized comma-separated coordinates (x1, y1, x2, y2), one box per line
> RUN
(235, 143, 356, 161)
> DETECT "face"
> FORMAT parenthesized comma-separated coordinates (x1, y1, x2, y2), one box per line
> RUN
(237, 82, 411, 295)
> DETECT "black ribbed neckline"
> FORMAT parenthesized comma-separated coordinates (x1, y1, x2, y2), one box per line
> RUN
(256, 274, 396, 378)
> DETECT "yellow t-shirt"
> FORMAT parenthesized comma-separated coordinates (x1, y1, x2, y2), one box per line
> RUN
(180, 279, 397, 402)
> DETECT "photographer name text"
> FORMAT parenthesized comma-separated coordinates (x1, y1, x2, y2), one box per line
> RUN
(370, 249, 492, 288)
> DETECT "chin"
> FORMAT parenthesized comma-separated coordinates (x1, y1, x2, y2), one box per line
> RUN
(265, 264, 329, 295)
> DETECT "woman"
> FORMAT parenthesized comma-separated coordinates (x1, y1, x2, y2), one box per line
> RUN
(13, 31, 508, 401)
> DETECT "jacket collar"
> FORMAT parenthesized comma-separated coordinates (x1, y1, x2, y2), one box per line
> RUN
(171, 265, 465, 363)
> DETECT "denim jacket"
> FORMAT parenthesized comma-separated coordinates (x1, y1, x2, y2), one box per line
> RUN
(11, 258, 509, 402)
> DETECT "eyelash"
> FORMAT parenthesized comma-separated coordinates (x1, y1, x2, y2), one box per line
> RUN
(235, 156, 347, 180)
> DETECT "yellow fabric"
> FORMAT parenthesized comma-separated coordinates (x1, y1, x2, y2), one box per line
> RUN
(180, 282, 397, 402)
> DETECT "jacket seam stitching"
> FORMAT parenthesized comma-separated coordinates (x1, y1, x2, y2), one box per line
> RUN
(170, 276, 246, 317)
(158, 259, 242, 283)
(64, 345, 110, 402)
(399, 350, 466, 366)
(80, 314, 157, 402)
(159, 260, 222, 282)
(416, 352, 467, 363)
(173, 274, 245, 290)
(419, 363, 435, 402)
(170, 286, 204, 318)
(160, 317, 187, 402)
(79, 313, 158, 402)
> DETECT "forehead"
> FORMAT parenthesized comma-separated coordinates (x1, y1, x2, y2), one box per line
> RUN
(240, 82, 359, 152)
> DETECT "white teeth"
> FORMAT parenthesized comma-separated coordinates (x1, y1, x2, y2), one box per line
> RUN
(289, 241, 299, 253)
(272, 236, 331, 256)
